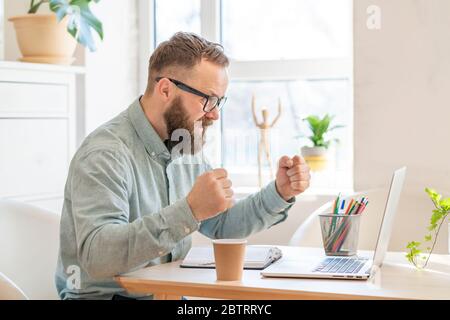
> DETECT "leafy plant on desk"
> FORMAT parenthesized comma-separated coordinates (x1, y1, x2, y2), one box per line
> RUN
(406, 188, 450, 269)
(296, 114, 345, 148)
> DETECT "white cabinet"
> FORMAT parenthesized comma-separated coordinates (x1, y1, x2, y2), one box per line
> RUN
(0, 61, 83, 213)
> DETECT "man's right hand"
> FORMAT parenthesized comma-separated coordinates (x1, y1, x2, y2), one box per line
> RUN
(187, 168, 234, 222)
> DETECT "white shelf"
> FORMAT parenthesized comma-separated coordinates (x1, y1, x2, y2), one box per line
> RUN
(0, 60, 85, 74)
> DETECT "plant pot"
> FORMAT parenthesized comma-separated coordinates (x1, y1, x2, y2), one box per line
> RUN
(301, 146, 328, 171)
(8, 14, 77, 65)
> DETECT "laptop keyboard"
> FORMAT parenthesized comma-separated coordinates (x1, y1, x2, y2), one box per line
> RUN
(313, 257, 368, 274)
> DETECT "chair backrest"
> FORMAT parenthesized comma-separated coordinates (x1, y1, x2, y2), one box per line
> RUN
(289, 188, 389, 250)
(0, 200, 60, 300)
(0, 271, 28, 300)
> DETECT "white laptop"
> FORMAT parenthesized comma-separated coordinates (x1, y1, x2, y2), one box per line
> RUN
(261, 167, 406, 280)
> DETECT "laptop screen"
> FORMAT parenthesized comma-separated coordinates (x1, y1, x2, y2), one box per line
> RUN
(372, 167, 407, 268)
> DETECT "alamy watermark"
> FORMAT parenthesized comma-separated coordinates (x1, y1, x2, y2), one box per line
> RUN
(168, 120, 281, 167)
(170, 121, 285, 165)
(367, 5, 382, 30)
(66, 265, 81, 290)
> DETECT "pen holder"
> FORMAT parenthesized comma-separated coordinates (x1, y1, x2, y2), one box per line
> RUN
(319, 214, 361, 256)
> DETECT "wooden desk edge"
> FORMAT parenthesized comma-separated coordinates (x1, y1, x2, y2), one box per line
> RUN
(114, 276, 400, 300)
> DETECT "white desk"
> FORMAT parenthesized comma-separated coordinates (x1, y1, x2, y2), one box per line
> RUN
(115, 246, 450, 300)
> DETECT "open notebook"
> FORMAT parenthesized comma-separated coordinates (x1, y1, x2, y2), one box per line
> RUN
(180, 245, 282, 270)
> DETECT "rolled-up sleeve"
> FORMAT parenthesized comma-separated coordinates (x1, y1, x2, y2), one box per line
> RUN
(71, 148, 199, 279)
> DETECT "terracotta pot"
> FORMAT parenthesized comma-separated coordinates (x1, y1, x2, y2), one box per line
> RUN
(8, 14, 77, 65)
(301, 146, 328, 171)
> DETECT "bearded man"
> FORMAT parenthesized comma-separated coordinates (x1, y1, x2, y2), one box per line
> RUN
(55, 32, 310, 300)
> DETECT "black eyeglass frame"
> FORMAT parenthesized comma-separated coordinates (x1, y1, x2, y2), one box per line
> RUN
(155, 77, 227, 113)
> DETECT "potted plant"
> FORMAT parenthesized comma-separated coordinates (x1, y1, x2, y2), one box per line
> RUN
(8, 0, 103, 65)
(297, 114, 344, 171)
(406, 188, 450, 269)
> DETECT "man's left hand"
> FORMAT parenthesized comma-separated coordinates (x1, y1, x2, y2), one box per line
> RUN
(275, 155, 311, 201)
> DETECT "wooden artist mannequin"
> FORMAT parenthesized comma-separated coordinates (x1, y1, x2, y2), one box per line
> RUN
(251, 94, 282, 187)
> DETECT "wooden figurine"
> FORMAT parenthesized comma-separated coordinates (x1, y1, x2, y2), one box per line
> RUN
(251, 94, 282, 187)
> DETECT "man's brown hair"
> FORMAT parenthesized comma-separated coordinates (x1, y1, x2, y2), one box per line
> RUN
(146, 32, 229, 93)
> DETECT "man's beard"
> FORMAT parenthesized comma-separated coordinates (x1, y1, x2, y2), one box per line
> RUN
(163, 96, 213, 155)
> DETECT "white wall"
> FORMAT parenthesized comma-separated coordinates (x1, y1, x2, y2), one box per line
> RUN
(0, 0, 4, 59)
(4, 0, 32, 61)
(354, 0, 450, 253)
(84, 0, 140, 134)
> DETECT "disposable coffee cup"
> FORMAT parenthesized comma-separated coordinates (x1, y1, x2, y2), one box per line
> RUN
(212, 239, 247, 281)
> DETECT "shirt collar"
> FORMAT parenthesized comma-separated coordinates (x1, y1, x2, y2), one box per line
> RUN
(128, 96, 171, 161)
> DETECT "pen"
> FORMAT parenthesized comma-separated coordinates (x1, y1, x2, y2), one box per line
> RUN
(329, 193, 341, 236)
(340, 199, 346, 213)
(345, 199, 354, 215)
(334, 193, 341, 215)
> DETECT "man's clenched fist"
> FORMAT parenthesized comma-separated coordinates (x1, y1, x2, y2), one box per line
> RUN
(187, 168, 234, 222)
(275, 155, 311, 201)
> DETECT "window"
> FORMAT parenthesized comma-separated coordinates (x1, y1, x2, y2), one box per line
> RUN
(149, 0, 353, 192)
(223, 79, 351, 167)
(154, 0, 201, 45)
(222, 0, 351, 60)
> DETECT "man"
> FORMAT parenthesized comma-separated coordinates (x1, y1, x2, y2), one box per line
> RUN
(55, 32, 311, 300)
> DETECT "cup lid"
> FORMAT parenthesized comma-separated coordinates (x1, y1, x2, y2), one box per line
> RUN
(212, 239, 247, 244)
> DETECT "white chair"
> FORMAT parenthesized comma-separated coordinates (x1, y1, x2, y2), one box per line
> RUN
(289, 189, 389, 251)
(0, 271, 28, 300)
(0, 200, 60, 300)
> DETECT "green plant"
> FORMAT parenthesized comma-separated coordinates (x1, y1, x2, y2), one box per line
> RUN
(406, 188, 450, 269)
(27, 0, 103, 51)
(297, 114, 344, 148)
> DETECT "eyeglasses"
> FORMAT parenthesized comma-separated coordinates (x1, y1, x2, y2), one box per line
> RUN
(155, 77, 227, 113)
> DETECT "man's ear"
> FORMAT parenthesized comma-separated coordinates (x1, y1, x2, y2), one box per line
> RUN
(156, 78, 172, 101)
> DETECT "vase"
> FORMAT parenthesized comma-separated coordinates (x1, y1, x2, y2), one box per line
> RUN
(8, 13, 77, 65)
(301, 146, 328, 171)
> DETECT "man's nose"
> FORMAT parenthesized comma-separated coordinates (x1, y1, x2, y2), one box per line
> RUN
(205, 108, 220, 120)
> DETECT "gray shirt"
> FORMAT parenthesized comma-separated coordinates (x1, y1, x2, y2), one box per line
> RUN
(55, 97, 294, 299)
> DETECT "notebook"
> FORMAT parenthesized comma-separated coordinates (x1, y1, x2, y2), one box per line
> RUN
(180, 245, 283, 270)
